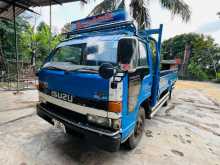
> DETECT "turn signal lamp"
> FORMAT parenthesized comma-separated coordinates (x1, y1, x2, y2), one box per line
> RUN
(108, 101, 122, 113)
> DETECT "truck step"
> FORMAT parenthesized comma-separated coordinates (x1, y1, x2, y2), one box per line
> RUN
(150, 92, 169, 118)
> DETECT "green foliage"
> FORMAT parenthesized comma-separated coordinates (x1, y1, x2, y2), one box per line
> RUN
(89, 0, 191, 29)
(159, 0, 191, 22)
(217, 72, 220, 79)
(23, 21, 62, 67)
(0, 16, 61, 68)
(162, 33, 220, 81)
(0, 17, 29, 60)
(187, 61, 208, 80)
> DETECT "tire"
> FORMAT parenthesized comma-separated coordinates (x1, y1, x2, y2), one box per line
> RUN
(163, 100, 168, 106)
(169, 89, 172, 100)
(163, 90, 172, 107)
(126, 107, 145, 149)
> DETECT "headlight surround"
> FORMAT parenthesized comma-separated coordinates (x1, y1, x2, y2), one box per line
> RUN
(112, 119, 121, 130)
(87, 114, 121, 130)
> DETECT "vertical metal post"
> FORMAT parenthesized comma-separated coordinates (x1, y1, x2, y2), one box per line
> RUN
(151, 24, 163, 106)
(49, 0, 52, 51)
(13, 4, 19, 92)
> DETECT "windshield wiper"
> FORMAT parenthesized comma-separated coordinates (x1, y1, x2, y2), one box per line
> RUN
(66, 67, 98, 73)
(44, 65, 98, 73)
(64, 60, 79, 65)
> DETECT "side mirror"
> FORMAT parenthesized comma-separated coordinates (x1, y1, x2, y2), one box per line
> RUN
(99, 63, 115, 79)
(118, 38, 137, 65)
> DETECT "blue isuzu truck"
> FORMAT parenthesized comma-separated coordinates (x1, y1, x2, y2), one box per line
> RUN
(36, 10, 177, 151)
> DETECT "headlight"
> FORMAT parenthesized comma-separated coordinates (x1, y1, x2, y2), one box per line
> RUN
(87, 114, 111, 128)
(87, 114, 121, 130)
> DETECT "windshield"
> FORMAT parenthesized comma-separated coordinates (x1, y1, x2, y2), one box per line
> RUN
(50, 40, 118, 66)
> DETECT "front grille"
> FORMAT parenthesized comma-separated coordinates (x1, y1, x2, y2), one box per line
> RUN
(40, 102, 116, 132)
(43, 102, 87, 124)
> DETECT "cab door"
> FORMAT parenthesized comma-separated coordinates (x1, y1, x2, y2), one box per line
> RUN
(128, 40, 152, 113)
(119, 38, 152, 141)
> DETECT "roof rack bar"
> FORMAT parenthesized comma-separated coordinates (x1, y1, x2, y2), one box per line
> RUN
(143, 24, 163, 36)
(65, 20, 135, 36)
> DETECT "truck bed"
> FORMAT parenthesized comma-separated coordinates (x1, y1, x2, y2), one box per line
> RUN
(159, 69, 178, 96)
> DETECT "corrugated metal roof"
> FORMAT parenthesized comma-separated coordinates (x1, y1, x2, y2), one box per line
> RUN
(0, 0, 85, 20)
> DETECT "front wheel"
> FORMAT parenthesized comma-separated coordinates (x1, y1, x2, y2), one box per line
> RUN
(126, 107, 145, 149)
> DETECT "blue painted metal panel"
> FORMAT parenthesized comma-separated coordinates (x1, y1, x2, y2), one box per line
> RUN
(120, 75, 136, 141)
(137, 24, 164, 107)
(150, 24, 163, 107)
(121, 74, 153, 141)
(71, 9, 128, 32)
(58, 34, 126, 48)
(39, 69, 109, 101)
(159, 71, 178, 96)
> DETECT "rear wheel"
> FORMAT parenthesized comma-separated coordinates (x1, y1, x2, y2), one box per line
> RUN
(169, 89, 172, 100)
(163, 90, 172, 107)
(126, 107, 145, 149)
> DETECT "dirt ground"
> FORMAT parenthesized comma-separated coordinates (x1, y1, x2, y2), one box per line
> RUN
(0, 80, 220, 165)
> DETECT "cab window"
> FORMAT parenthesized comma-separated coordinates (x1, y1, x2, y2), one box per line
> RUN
(118, 38, 138, 65)
(138, 41, 148, 67)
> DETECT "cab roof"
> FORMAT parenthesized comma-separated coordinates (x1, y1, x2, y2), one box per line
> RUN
(58, 34, 130, 48)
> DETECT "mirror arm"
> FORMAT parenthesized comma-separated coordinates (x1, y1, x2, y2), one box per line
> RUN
(110, 67, 126, 89)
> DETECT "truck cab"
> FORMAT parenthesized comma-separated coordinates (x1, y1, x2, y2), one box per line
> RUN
(36, 10, 177, 151)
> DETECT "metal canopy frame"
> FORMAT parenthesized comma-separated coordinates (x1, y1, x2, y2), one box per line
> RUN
(0, 0, 86, 20)
(0, 0, 85, 91)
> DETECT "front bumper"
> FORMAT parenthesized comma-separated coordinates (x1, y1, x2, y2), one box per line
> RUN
(36, 103, 121, 152)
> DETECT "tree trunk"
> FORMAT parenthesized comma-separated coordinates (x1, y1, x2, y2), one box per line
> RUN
(180, 43, 191, 78)
(0, 31, 7, 73)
